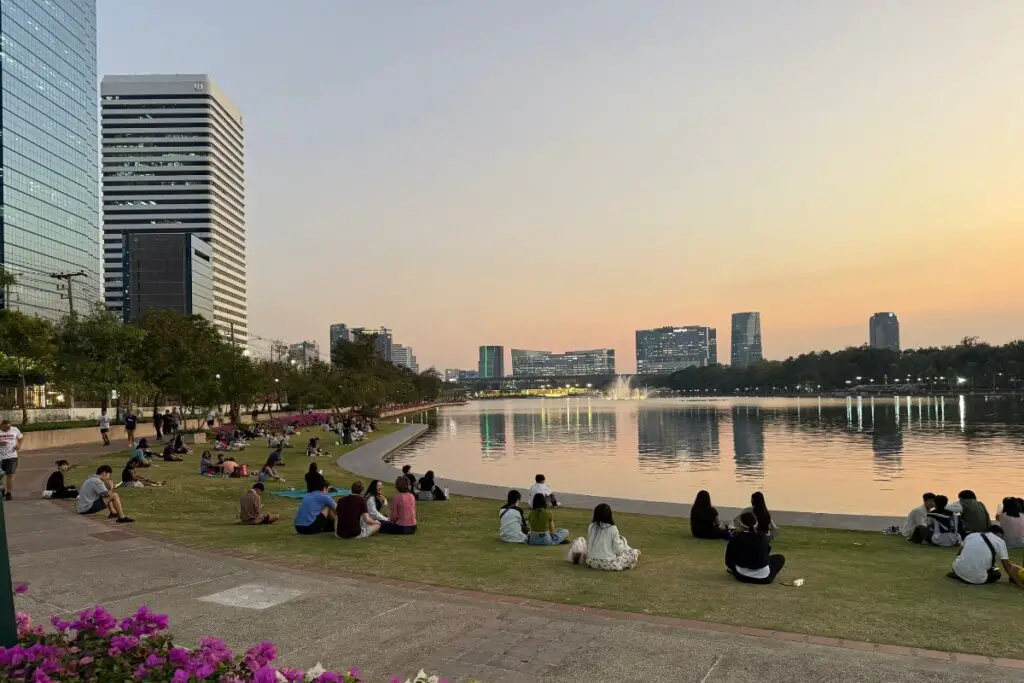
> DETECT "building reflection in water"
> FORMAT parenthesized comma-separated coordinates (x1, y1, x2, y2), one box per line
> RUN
(732, 406, 765, 479)
(637, 407, 720, 470)
(512, 399, 617, 447)
(871, 403, 904, 478)
(479, 409, 507, 455)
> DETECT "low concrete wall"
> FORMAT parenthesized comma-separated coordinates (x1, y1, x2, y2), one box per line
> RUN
(20, 425, 131, 451)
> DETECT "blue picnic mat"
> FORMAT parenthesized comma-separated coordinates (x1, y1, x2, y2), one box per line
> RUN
(271, 489, 350, 499)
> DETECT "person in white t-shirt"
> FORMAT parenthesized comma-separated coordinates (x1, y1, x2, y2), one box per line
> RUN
(528, 474, 559, 508)
(98, 409, 111, 446)
(0, 419, 24, 501)
(949, 525, 1024, 587)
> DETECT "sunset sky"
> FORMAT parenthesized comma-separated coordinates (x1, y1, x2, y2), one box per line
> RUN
(98, 1, 1024, 372)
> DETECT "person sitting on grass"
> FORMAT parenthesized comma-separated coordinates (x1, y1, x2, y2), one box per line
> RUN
(293, 481, 338, 535)
(305, 463, 328, 493)
(268, 445, 285, 468)
(902, 492, 937, 543)
(401, 465, 418, 493)
(239, 483, 278, 525)
(733, 491, 779, 540)
(121, 460, 164, 488)
(364, 479, 389, 523)
(76, 465, 133, 523)
(584, 503, 640, 571)
(949, 524, 1024, 587)
(258, 458, 284, 484)
(958, 490, 991, 537)
(690, 489, 731, 540)
(417, 470, 448, 501)
(924, 495, 962, 547)
(306, 437, 324, 458)
(160, 442, 183, 462)
(336, 481, 381, 540)
(221, 456, 238, 477)
(528, 474, 559, 507)
(997, 497, 1024, 549)
(199, 451, 221, 475)
(130, 439, 156, 467)
(45, 460, 78, 499)
(726, 512, 785, 584)
(499, 490, 529, 544)
(526, 493, 569, 545)
(380, 475, 417, 535)
(172, 434, 191, 455)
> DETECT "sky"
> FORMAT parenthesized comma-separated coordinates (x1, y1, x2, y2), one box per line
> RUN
(97, 1, 1024, 373)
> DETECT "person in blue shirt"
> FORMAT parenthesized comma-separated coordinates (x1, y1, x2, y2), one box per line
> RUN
(294, 482, 338, 535)
(130, 439, 155, 468)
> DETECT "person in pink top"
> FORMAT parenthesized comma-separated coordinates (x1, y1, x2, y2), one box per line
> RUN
(997, 497, 1024, 549)
(381, 475, 417, 535)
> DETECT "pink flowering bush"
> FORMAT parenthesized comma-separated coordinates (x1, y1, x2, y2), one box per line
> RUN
(1, 600, 447, 682)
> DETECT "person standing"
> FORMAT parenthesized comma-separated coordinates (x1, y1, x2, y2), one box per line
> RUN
(153, 406, 163, 441)
(0, 419, 23, 501)
(124, 409, 138, 447)
(98, 409, 111, 446)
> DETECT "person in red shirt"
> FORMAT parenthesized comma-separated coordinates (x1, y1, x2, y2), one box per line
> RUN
(336, 481, 381, 540)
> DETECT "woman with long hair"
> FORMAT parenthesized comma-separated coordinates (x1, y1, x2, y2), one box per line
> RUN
(584, 504, 640, 571)
(689, 490, 731, 540)
(363, 479, 389, 523)
(734, 491, 779, 540)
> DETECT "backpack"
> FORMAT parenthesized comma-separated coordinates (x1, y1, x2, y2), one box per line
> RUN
(237, 464, 249, 477)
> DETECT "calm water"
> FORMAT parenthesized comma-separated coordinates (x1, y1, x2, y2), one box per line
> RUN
(388, 397, 1024, 515)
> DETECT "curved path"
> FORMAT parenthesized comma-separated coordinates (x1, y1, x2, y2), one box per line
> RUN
(339, 424, 905, 532)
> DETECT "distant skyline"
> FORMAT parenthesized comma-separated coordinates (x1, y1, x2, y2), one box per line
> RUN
(98, 1, 1024, 372)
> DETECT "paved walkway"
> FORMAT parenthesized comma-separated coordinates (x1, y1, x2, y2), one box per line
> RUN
(5, 429, 1023, 681)
(342, 424, 904, 532)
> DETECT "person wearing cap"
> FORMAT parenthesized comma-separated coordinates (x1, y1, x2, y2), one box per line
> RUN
(949, 524, 1024, 587)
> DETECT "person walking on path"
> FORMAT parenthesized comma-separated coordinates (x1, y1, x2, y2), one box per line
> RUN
(0, 419, 23, 501)
(124, 409, 138, 446)
(153, 406, 163, 441)
(98, 409, 111, 446)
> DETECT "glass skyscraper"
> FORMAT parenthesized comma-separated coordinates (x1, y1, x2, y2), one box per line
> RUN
(510, 348, 616, 377)
(635, 326, 717, 374)
(869, 312, 900, 352)
(478, 345, 504, 379)
(730, 312, 763, 369)
(0, 0, 100, 318)
(121, 233, 213, 323)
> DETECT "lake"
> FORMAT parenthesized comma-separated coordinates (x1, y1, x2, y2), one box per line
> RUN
(387, 396, 1024, 515)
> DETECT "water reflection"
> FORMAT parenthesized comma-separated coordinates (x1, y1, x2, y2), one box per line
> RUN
(479, 410, 506, 454)
(637, 407, 720, 470)
(871, 404, 903, 478)
(732, 407, 766, 479)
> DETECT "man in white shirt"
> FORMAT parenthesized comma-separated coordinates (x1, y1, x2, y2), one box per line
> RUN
(528, 473, 559, 507)
(949, 525, 1023, 587)
(98, 409, 111, 446)
(76, 465, 133, 523)
(0, 419, 24, 501)
(902, 491, 936, 542)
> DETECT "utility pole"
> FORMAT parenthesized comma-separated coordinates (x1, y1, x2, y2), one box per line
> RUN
(49, 271, 87, 316)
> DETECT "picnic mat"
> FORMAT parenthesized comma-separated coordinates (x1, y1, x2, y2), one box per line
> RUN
(271, 489, 351, 499)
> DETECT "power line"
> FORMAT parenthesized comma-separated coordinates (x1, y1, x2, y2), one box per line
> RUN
(49, 271, 88, 316)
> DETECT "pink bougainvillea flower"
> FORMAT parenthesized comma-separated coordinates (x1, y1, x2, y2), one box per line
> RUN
(14, 584, 28, 594)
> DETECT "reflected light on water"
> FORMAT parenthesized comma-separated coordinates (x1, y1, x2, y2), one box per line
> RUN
(389, 397, 1024, 515)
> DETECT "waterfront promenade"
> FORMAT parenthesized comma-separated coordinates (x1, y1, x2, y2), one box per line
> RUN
(4, 428, 1022, 680)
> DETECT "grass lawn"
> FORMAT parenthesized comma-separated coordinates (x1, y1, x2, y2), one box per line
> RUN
(70, 426, 1024, 658)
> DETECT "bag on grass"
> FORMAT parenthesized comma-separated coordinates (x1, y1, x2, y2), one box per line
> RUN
(566, 536, 587, 565)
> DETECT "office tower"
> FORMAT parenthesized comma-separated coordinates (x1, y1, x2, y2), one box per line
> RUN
(392, 344, 419, 373)
(329, 323, 353, 350)
(444, 369, 460, 383)
(121, 233, 212, 323)
(458, 370, 480, 382)
(635, 326, 717, 374)
(287, 341, 320, 368)
(478, 345, 505, 379)
(730, 312, 763, 369)
(869, 312, 900, 351)
(510, 348, 616, 377)
(351, 326, 393, 362)
(0, 0, 100, 319)
(101, 74, 246, 343)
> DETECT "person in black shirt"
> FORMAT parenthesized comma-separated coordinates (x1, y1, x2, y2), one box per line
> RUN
(45, 460, 78, 499)
(418, 470, 447, 501)
(305, 463, 327, 493)
(689, 490, 731, 540)
(725, 512, 785, 585)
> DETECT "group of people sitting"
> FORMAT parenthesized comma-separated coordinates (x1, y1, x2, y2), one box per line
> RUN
(324, 415, 376, 445)
(688, 490, 785, 584)
(45, 462, 136, 524)
(200, 451, 244, 476)
(900, 490, 1024, 588)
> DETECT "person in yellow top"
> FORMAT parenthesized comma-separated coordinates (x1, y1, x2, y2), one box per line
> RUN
(526, 494, 569, 545)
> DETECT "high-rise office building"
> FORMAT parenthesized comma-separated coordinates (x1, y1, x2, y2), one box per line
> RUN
(0, 0, 100, 319)
(635, 326, 717, 374)
(351, 326, 393, 362)
(511, 348, 616, 377)
(869, 312, 900, 352)
(101, 74, 246, 343)
(478, 345, 505, 379)
(287, 340, 320, 368)
(730, 312, 763, 369)
(121, 233, 212, 323)
(329, 323, 353, 350)
(392, 344, 419, 373)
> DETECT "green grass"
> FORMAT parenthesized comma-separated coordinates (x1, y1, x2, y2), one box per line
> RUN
(69, 426, 1024, 658)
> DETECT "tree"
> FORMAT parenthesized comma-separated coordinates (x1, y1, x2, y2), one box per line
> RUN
(0, 310, 56, 424)
(0, 266, 16, 309)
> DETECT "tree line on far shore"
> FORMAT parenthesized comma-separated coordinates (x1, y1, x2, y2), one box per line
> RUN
(0, 305, 445, 425)
(646, 338, 1024, 394)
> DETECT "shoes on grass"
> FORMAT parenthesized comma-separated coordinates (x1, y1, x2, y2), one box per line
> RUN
(116, 517, 135, 524)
